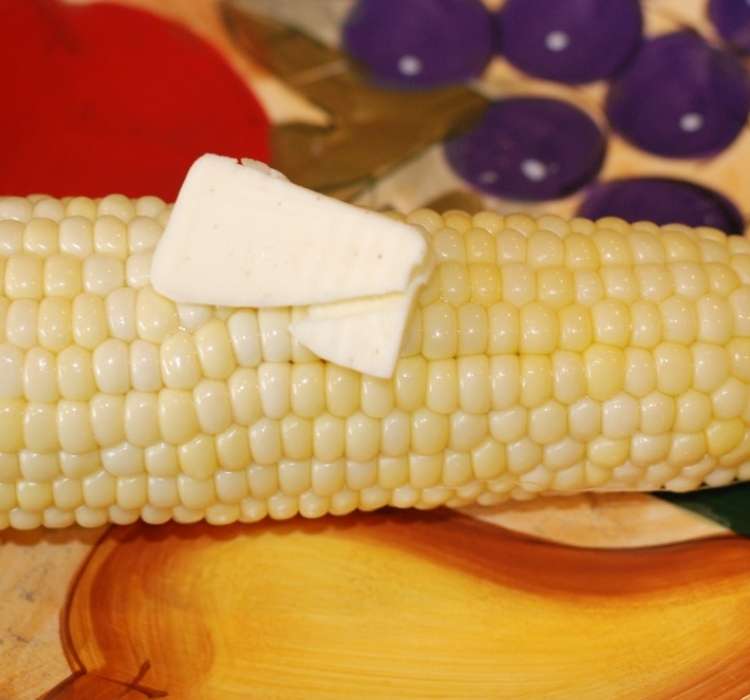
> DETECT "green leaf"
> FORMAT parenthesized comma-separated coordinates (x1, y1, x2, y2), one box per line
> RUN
(658, 483, 750, 536)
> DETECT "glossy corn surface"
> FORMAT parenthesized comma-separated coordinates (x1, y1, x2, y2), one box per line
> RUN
(1, 194, 750, 529)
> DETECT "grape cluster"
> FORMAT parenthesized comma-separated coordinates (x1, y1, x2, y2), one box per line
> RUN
(342, 0, 750, 233)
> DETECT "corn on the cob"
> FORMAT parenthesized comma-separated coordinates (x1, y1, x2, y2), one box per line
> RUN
(1, 194, 749, 529)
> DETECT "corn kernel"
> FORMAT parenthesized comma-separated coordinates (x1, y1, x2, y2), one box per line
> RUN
(520, 356, 553, 408)
(520, 302, 558, 354)
(654, 343, 693, 396)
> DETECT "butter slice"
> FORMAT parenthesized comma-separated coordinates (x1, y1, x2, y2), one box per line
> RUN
(152, 154, 434, 378)
(290, 268, 429, 378)
(151, 154, 430, 308)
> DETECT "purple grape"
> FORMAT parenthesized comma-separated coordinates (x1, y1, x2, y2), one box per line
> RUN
(709, 0, 750, 53)
(579, 178, 744, 234)
(444, 97, 605, 200)
(606, 31, 750, 158)
(498, 0, 642, 84)
(342, 0, 494, 88)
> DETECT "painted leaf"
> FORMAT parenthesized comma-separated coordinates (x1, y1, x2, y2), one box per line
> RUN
(658, 483, 750, 537)
(220, 0, 488, 200)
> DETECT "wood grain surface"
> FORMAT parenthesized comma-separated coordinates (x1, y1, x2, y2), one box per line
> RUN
(0, 494, 734, 700)
(23, 506, 750, 700)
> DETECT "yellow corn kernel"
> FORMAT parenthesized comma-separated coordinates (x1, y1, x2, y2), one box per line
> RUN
(601, 393, 639, 439)
(585, 344, 624, 401)
(360, 374, 394, 418)
(529, 401, 567, 445)
(105, 287, 137, 341)
(23, 404, 59, 453)
(216, 425, 251, 471)
(449, 411, 487, 451)
(674, 390, 712, 433)
(44, 255, 82, 298)
(422, 302, 457, 360)
(472, 438, 505, 480)
(7, 299, 38, 349)
(57, 401, 97, 454)
(537, 267, 574, 310)
(564, 232, 599, 270)
(552, 351, 586, 405)
(93, 339, 129, 394)
(432, 228, 466, 262)
(669, 262, 707, 299)
(520, 355, 553, 408)
(83, 254, 124, 296)
(502, 263, 536, 306)
(38, 298, 73, 352)
(381, 410, 409, 457)
(697, 294, 733, 344)
(496, 229, 526, 264)
(194, 380, 232, 435)
(439, 261, 470, 306)
(527, 230, 564, 267)
(5, 255, 43, 300)
(640, 392, 675, 435)
(506, 437, 542, 475)
(0, 343, 24, 399)
(457, 303, 488, 355)
(490, 407, 527, 444)
(57, 346, 96, 401)
(101, 442, 144, 477)
(258, 363, 291, 420)
(654, 343, 693, 396)
(520, 302, 558, 354)
(136, 287, 178, 343)
(346, 413, 380, 462)
(90, 394, 125, 447)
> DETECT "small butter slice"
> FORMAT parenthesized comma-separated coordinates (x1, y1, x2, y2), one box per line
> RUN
(151, 154, 430, 308)
(290, 271, 428, 379)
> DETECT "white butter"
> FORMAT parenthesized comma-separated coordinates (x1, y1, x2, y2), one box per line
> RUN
(290, 269, 429, 379)
(151, 154, 430, 308)
(152, 154, 434, 378)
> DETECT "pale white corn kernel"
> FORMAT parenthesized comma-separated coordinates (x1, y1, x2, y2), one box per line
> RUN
(126, 253, 152, 289)
(194, 380, 232, 435)
(101, 442, 144, 477)
(176, 303, 212, 332)
(128, 216, 162, 253)
(99, 195, 135, 222)
(0, 198, 32, 224)
(194, 320, 236, 380)
(160, 331, 201, 390)
(106, 287, 137, 341)
(19, 452, 60, 482)
(136, 287, 178, 343)
(178, 434, 219, 480)
(381, 410, 410, 457)
(43, 255, 82, 299)
(22, 404, 59, 453)
(215, 469, 248, 503)
(73, 293, 108, 349)
(258, 308, 291, 363)
(93, 339, 129, 394)
(130, 340, 161, 392)
(258, 363, 291, 420)
(94, 216, 128, 258)
(7, 299, 38, 349)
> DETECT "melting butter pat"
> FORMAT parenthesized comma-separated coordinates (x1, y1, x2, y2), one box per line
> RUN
(152, 154, 434, 378)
